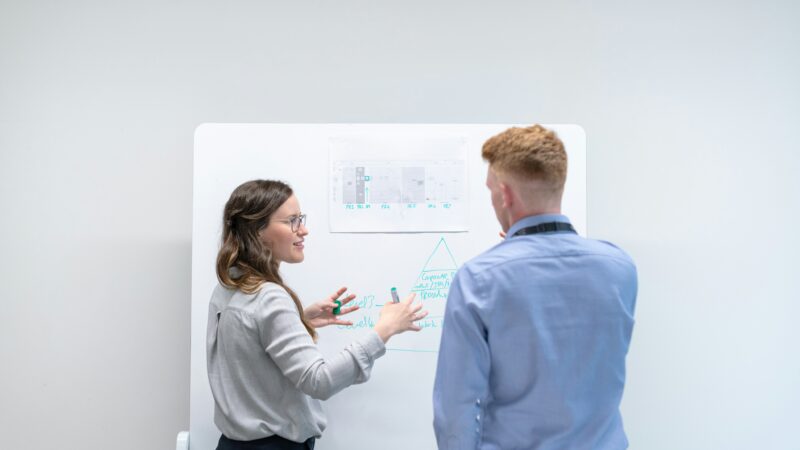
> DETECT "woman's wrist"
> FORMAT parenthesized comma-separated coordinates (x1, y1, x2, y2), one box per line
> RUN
(304, 304, 320, 320)
(374, 323, 393, 343)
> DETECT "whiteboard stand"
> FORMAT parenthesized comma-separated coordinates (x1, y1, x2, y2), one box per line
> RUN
(176, 431, 189, 450)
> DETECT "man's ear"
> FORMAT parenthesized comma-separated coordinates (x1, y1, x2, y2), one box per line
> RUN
(499, 180, 514, 209)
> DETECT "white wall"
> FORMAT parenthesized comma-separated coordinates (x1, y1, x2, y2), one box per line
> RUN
(1, 1, 797, 449)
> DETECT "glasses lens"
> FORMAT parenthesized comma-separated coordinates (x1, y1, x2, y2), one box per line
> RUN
(291, 215, 306, 232)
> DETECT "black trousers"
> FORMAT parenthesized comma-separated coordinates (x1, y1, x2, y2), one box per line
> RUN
(217, 434, 315, 450)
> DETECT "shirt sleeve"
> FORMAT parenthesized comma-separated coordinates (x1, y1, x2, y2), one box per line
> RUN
(433, 268, 491, 449)
(255, 283, 386, 401)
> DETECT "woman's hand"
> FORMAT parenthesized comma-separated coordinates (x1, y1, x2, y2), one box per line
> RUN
(374, 292, 428, 343)
(304, 286, 360, 328)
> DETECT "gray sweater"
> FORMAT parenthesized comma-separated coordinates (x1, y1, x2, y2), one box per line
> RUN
(206, 282, 386, 442)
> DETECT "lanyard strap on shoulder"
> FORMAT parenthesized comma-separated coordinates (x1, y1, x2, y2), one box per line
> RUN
(511, 222, 576, 237)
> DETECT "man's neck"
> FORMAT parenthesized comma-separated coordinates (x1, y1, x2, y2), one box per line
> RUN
(509, 207, 562, 226)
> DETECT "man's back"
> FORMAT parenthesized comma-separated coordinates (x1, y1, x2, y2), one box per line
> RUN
(434, 214, 637, 450)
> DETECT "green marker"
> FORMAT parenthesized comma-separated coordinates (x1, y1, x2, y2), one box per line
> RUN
(391, 287, 400, 303)
(333, 299, 342, 315)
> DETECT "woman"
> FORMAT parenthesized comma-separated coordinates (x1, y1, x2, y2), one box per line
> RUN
(207, 179, 426, 450)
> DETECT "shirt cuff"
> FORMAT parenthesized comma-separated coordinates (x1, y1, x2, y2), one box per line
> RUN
(357, 329, 387, 363)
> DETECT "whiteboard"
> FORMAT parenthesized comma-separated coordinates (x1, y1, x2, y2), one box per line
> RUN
(190, 124, 587, 450)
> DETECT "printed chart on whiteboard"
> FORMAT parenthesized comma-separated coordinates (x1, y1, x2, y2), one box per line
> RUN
(329, 135, 469, 232)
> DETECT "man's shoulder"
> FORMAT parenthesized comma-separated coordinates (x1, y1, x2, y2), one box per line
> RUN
(581, 237, 637, 268)
(456, 239, 531, 282)
(460, 240, 511, 273)
(461, 235, 635, 274)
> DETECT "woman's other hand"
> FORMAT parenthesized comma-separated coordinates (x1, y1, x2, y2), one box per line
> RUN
(304, 286, 359, 328)
(374, 292, 428, 343)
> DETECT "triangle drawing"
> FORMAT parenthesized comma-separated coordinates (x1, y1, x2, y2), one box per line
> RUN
(385, 237, 459, 353)
(410, 237, 459, 301)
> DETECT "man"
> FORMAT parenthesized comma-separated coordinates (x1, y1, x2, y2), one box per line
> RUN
(433, 125, 637, 449)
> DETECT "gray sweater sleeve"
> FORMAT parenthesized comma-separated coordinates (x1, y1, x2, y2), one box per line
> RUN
(255, 283, 386, 401)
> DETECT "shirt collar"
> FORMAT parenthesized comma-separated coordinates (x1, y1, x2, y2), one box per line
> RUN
(505, 213, 572, 240)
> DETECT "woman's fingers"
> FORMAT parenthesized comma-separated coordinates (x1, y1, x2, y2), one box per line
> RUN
(326, 288, 351, 316)
(340, 293, 357, 305)
(330, 286, 348, 301)
(373, 300, 428, 340)
(400, 300, 427, 331)
(339, 305, 359, 315)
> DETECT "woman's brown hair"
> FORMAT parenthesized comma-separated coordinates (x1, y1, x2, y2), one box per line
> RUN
(216, 179, 316, 340)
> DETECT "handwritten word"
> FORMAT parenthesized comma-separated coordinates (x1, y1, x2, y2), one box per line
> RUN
(347, 294, 376, 310)
(415, 316, 444, 329)
(412, 271, 454, 291)
(337, 315, 376, 330)
(417, 290, 449, 301)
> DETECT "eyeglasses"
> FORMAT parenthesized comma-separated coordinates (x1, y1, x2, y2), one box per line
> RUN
(275, 214, 307, 232)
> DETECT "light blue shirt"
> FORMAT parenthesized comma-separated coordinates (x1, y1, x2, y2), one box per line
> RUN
(433, 214, 637, 450)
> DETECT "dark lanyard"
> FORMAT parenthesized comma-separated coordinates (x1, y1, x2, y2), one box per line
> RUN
(511, 222, 576, 237)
